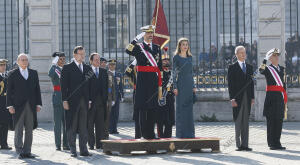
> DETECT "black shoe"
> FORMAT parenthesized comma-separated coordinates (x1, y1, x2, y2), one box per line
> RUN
(243, 147, 252, 151)
(25, 153, 35, 159)
(1, 146, 12, 150)
(80, 152, 92, 156)
(71, 153, 77, 157)
(236, 147, 243, 151)
(18, 153, 26, 159)
(96, 145, 102, 149)
(270, 147, 278, 150)
(109, 131, 119, 134)
(56, 147, 61, 151)
(277, 146, 286, 150)
(63, 146, 70, 150)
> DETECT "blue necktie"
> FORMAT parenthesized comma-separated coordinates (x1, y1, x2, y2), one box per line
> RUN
(95, 68, 99, 78)
(242, 62, 246, 74)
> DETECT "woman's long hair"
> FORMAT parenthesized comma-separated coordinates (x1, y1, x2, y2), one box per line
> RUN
(174, 37, 192, 57)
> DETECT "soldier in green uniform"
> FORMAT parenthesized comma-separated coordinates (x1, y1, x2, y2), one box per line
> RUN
(100, 57, 116, 139)
(48, 52, 69, 151)
(0, 59, 12, 150)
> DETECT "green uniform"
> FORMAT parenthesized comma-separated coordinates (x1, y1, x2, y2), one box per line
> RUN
(104, 70, 116, 139)
(48, 65, 68, 148)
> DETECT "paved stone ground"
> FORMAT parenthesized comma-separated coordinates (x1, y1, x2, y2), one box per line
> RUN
(0, 122, 299, 165)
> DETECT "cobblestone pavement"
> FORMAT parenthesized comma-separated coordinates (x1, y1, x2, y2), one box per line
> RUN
(0, 122, 299, 165)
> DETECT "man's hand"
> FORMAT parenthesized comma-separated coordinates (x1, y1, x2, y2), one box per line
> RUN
(63, 101, 70, 110)
(173, 89, 178, 96)
(8, 107, 15, 114)
(121, 98, 124, 102)
(231, 99, 238, 107)
(193, 88, 197, 93)
(36, 106, 41, 112)
(251, 99, 255, 105)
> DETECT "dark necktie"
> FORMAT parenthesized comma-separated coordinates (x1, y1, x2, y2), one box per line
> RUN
(95, 68, 99, 78)
(78, 63, 83, 73)
(242, 62, 246, 74)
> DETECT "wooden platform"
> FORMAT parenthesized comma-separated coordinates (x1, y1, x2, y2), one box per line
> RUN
(101, 137, 221, 155)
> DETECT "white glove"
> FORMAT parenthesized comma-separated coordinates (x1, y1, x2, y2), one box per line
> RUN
(131, 59, 137, 66)
(134, 32, 145, 41)
(52, 56, 59, 65)
(121, 98, 124, 102)
(112, 101, 115, 106)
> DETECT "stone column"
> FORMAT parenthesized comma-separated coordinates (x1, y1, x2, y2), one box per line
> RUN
(28, 0, 59, 122)
(255, 0, 285, 121)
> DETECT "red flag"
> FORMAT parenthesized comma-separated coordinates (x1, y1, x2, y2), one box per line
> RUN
(152, 0, 170, 49)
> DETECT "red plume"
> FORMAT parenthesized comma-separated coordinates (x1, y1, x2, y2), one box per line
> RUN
(163, 47, 169, 52)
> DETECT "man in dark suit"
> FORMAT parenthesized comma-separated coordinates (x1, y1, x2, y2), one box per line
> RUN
(228, 46, 254, 151)
(88, 53, 108, 150)
(6, 54, 42, 159)
(125, 25, 162, 140)
(108, 59, 124, 134)
(61, 46, 92, 157)
(259, 48, 287, 150)
(0, 59, 12, 150)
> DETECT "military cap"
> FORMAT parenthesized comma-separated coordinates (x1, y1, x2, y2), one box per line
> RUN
(52, 52, 65, 57)
(140, 25, 155, 33)
(0, 59, 8, 65)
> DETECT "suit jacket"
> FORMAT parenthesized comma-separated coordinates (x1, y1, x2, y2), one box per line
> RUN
(125, 41, 162, 110)
(61, 61, 92, 129)
(227, 62, 254, 121)
(6, 68, 42, 130)
(259, 64, 286, 118)
(89, 67, 108, 107)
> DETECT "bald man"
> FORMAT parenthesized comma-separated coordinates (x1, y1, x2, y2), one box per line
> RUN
(6, 54, 42, 159)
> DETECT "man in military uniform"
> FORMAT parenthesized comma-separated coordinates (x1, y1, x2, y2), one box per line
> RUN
(108, 59, 124, 134)
(0, 59, 12, 150)
(156, 47, 175, 138)
(104, 60, 116, 139)
(259, 48, 287, 150)
(125, 25, 162, 139)
(100, 57, 108, 69)
(48, 52, 69, 151)
(124, 59, 141, 139)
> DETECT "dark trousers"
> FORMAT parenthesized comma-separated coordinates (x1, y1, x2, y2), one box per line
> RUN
(88, 97, 105, 148)
(53, 98, 68, 148)
(266, 117, 283, 147)
(157, 123, 172, 138)
(234, 92, 250, 148)
(140, 109, 156, 139)
(67, 98, 88, 154)
(134, 110, 141, 139)
(109, 99, 120, 133)
(14, 102, 34, 154)
(0, 123, 8, 147)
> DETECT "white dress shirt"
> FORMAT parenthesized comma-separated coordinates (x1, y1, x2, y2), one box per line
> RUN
(92, 66, 99, 75)
(237, 60, 246, 70)
(19, 67, 29, 80)
(74, 60, 83, 72)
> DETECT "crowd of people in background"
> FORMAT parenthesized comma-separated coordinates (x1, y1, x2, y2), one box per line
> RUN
(197, 37, 258, 74)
